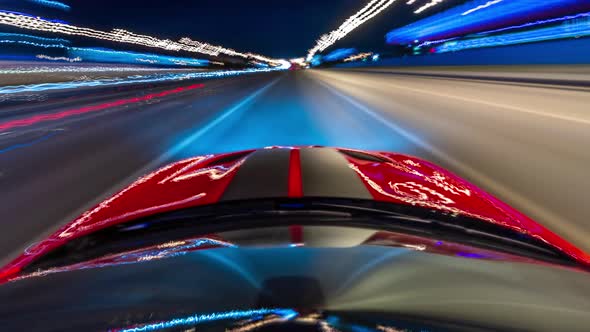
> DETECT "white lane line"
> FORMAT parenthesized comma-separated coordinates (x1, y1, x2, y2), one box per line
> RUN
(323, 71, 590, 126)
(166, 77, 281, 156)
(316, 78, 589, 249)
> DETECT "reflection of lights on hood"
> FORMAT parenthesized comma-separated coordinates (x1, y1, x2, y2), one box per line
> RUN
(347, 163, 498, 225)
(14, 237, 236, 281)
(306, 0, 397, 61)
(171, 159, 246, 182)
(117, 308, 298, 332)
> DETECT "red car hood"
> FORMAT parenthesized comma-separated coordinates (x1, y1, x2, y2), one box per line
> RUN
(2, 146, 589, 280)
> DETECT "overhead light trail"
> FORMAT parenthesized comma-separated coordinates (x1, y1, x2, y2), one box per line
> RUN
(0, 10, 283, 66)
(414, 0, 449, 14)
(306, 0, 397, 61)
(25, 0, 70, 11)
(462, 0, 503, 16)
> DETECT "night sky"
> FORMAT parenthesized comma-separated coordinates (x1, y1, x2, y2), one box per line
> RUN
(3, 0, 467, 58)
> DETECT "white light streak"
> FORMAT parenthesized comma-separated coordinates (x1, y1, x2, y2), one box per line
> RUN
(0, 11, 283, 66)
(306, 0, 397, 61)
(462, 0, 503, 16)
(36, 54, 82, 62)
(344, 52, 373, 62)
(414, 0, 449, 14)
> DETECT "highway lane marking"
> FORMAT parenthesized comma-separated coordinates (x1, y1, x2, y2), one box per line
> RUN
(319, 71, 590, 126)
(317, 78, 590, 250)
(165, 76, 282, 156)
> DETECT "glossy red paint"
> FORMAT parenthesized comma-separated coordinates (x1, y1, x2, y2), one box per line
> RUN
(340, 147, 590, 265)
(0, 149, 253, 282)
(1, 146, 588, 283)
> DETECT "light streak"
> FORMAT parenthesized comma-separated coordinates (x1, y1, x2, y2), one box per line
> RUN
(0, 10, 282, 66)
(433, 18, 590, 53)
(0, 132, 59, 154)
(68, 47, 209, 67)
(178, 38, 283, 66)
(416, 12, 590, 48)
(343, 52, 373, 62)
(386, 0, 590, 45)
(25, 0, 70, 11)
(0, 65, 199, 75)
(0, 39, 68, 48)
(462, 0, 503, 16)
(0, 84, 205, 132)
(323, 48, 356, 62)
(0, 66, 282, 94)
(473, 11, 590, 35)
(306, 0, 397, 61)
(0, 32, 70, 48)
(0, 32, 69, 44)
(36, 54, 81, 62)
(116, 308, 298, 332)
(414, 0, 449, 14)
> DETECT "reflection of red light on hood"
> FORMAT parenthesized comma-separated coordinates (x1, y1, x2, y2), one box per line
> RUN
(0, 83, 205, 131)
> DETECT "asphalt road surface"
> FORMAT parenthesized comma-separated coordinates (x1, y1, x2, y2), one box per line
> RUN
(1, 69, 589, 263)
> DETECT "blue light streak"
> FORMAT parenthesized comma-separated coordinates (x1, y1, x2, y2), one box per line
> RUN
(0, 40, 68, 48)
(0, 32, 70, 44)
(434, 18, 590, 53)
(324, 48, 356, 62)
(0, 32, 70, 49)
(0, 67, 285, 95)
(68, 48, 209, 67)
(419, 12, 590, 48)
(117, 308, 298, 332)
(0, 132, 58, 155)
(26, 0, 71, 11)
(385, 0, 590, 45)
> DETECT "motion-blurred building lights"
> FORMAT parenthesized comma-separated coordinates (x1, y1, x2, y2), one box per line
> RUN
(306, 0, 397, 61)
(0, 10, 282, 66)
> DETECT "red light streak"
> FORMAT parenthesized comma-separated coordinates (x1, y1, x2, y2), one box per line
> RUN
(0, 84, 205, 131)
